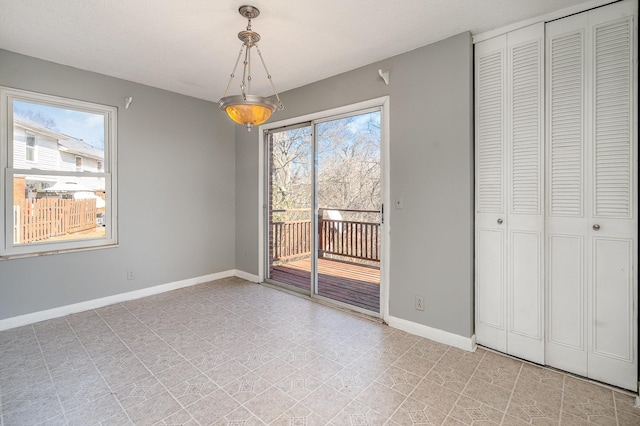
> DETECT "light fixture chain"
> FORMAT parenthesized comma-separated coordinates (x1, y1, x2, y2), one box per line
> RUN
(240, 43, 251, 100)
(255, 45, 283, 110)
(222, 45, 245, 100)
(247, 45, 252, 97)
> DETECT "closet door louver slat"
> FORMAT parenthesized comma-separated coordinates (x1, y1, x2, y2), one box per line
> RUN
(594, 18, 632, 218)
(511, 41, 542, 214)
(478, 51, 505, 213)
(549, 31, 584, 217)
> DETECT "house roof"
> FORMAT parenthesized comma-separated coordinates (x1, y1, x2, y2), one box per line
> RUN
(14, 115, 68, 140)
(14, 115, 104, 160)
(58, 138, 104, 161)
(0, 0, 614, 102)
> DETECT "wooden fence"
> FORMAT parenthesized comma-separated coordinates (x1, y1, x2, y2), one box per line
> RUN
(270, 208, 380, 263)
(13, 198, 97, 244)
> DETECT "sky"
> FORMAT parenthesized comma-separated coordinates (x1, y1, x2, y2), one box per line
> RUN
(345, 111, 380, 133)
(13, 100, 105, 149)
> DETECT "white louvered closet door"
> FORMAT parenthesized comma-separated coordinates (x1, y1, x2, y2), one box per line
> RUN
(545, 11, 589, 379)
(546, 0, 637, 391)
(475, 23, 544, 362)
(475, 34, 508, 354)
(506, 23, 545, 364)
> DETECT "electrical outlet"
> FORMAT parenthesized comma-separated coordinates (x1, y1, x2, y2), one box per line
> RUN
(415, 295, 424, 311)
(127, 270, 135, 280)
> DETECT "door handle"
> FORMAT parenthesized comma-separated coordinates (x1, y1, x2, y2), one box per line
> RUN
(593, 224, 600, 231)
(497, 218, 503, 224)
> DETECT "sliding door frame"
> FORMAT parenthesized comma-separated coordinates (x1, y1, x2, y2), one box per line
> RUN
(263, 121, 314, 297)
(258, 96, 391, 322)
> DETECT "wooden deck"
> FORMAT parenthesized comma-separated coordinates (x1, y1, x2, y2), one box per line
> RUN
(270, 257, 380, 312)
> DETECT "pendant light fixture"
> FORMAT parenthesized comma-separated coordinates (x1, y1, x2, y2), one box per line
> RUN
(218, 5, 284, 131)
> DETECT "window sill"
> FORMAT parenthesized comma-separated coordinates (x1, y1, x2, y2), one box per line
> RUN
(0, 242, 119, 260)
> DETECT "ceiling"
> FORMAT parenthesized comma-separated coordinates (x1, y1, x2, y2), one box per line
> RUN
(0, 0, 599, 103)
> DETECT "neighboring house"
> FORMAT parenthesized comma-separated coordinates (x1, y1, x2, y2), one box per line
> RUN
(13, 115, 104, 200)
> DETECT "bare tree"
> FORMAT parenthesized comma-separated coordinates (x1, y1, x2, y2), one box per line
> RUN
(270, 127, 312, 221)
(317, 115, 381, 212)
(270, 112, 381, 221)
(14, 108, 58, 131)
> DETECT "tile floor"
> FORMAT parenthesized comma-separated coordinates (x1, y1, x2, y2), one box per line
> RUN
(0, 277, 638, 425)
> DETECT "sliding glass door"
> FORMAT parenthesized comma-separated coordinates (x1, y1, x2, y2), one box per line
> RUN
(266, 124, 313, 292)
(266, 109, 382, 314)
(315, 112, 381, 311)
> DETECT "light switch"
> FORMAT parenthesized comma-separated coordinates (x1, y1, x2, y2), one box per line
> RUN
(395, 196, 404, 209)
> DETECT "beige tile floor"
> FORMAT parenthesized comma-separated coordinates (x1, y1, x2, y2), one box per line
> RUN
(0, 277, 638, 425)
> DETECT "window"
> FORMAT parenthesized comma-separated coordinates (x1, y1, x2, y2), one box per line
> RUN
(1, 87, 118, 257)
(25, 132, 36, 161)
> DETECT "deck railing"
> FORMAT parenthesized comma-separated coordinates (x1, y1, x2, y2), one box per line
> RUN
(270, 219, 312, 261)
(270, 208, 380, 263)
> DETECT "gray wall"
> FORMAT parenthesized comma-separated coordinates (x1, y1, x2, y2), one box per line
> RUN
(235, 32, 475, 337)
(235, 126, 260, 273)
(0, 49, 236, 320)
(1, 31, 474, 338)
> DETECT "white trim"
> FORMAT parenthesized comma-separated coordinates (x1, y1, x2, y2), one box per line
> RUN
(380, 97, 391, 323)
(473, 0, 619, 44)
(260, 97, 390, 132)
(314, 293, 382, 319)
(258, 128, 265, 283)
(0, 270, 237, 331)
(387, 315, 477, 352)
(234, 269, 260, 283)
(1, 86, 118, 257)
(257, 96, 391, 317)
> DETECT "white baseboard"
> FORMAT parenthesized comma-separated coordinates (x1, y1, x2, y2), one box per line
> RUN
(0, 270, 237, 331)
(387, 315, 477, 352)
(234, 270, 261, 283)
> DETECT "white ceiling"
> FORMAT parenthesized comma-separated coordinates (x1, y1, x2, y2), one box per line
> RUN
(0, 0, 600, 103)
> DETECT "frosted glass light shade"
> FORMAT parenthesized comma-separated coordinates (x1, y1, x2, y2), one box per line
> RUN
(219, 95, 278, 128)
(225, 104, 272, 126)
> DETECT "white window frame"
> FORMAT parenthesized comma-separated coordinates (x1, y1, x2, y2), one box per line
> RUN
(75, 155, 82, 172)
(0, 87, 118, 258)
